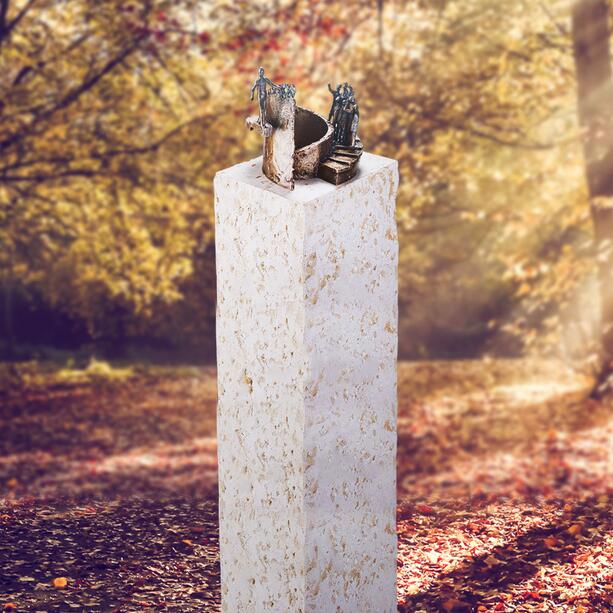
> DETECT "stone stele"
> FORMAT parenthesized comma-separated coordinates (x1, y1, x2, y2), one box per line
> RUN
(214, 151, 399, 613)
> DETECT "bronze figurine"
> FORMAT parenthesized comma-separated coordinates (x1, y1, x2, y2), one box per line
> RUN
(250, 67, 275, 129)
(245, 69, 361, 188)
(318, 81, 363, 185)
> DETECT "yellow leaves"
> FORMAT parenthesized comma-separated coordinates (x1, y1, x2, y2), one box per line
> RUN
(496, 78, 510, 103)
(52, 577, 68, 589)
(516, 282, 531, 297)
(498, 52, 509, 77)
(459, 210, 486, 221)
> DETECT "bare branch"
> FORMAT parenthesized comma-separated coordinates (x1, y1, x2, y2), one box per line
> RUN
(0, 0, 36, 45)
(0, 0, 9, 38)
(0, 40, 142, 153)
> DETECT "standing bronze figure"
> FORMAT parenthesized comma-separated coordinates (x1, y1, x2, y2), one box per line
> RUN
(318, 81, 363, 185)
(337, 92, 359, 147)
(328, 82, 359, 147)
(327, 83, 343, 125)
(250, 67, 275, 128)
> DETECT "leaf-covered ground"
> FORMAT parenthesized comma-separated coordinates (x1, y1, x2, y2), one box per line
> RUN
(0, 360, 611, 612)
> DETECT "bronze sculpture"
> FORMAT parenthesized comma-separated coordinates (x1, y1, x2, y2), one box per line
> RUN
(331, 83, 360, 147)
(246, 69, 361, 188)
(250, 67, 275, 130)
(318, 81, 363, 184)
(327, 83, 343, 125)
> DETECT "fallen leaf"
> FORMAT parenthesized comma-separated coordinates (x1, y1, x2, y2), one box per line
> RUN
(442, 598, 471, 612)
(484, 554, 501, 567)
(425, 550, 440, 564)
(568, 523, 583, 536)
(53, 577, 68, 589)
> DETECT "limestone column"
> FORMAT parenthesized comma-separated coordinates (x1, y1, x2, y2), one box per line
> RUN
(214, 152, 398, 613)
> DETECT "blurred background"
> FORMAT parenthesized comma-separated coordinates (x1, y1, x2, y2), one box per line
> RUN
(1, 1, 612, 612)
(0, 0, 606, 368)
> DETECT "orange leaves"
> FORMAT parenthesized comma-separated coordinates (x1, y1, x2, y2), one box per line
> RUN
(442, 598, 472, 612)
(315, 15, 348, 38)
(520, 590, 543, 601)
(567, 523, 583, 536)
(52, 577, 68, 589)
(543, 535, 560, 548)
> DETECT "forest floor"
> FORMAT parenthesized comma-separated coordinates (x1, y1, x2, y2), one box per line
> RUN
(0, 359, 611, 612)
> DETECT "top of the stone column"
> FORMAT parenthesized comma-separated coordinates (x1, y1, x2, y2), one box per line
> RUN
(214, 151, 397, 204)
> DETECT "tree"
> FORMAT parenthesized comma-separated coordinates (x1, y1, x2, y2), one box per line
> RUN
(571, 0, 613, 393)
(0, 0, 604, 365)
(0, 0, 215, 348)
(0, 0, 372, 352)
(340, 0, 586, 357)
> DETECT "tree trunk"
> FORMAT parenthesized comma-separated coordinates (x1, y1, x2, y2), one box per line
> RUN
(571, 0, 613, 395)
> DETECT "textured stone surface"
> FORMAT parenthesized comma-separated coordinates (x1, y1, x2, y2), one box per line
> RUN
(214, 152, 398, 613)
(263, 91, 295, 189)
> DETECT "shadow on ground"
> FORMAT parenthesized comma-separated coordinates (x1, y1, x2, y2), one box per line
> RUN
(0, 360, 611, 611)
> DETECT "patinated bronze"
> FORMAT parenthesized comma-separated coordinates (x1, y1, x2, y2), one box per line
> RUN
(250, 67, 275, 130)
(318, 81, 363, 185)
(246, 70, 360, 189)
(327, 83, 343, 124)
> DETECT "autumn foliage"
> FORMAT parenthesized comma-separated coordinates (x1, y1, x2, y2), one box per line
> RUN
(0, 0, 609, 373)
(0, 3, 612, 611)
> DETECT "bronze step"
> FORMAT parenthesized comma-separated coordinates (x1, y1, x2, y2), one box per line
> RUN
(318, 142, 363, 185)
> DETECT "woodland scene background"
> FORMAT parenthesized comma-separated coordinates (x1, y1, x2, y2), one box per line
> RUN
(1, 0, 609, 369)
(1, 1, 612, 612)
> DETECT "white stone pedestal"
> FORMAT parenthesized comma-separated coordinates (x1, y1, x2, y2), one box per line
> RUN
(214, 152, 398, 613)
